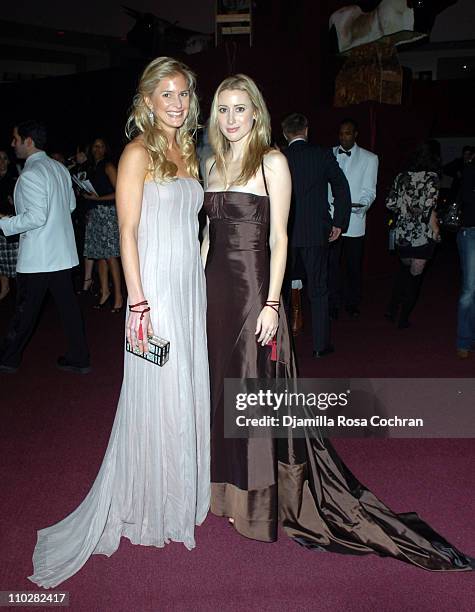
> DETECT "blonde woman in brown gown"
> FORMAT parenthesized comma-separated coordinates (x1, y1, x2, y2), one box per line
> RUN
(201, 74, 473, 572)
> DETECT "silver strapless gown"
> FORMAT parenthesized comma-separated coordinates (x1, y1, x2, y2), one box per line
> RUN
(29, 178, 210, 588)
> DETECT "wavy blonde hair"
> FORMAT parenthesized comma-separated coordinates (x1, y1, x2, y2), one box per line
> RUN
(208, 74, 271, 186)
(126, 57, 199, 181)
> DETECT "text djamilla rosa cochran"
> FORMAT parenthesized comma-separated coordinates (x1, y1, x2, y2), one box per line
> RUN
(235, 415, 425, 428)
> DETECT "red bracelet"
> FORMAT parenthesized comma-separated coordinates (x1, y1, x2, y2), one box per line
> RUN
(129, 306, 150, 316)
(128, 301, 150, 342)
(129, 301, 150, 322)
(264, 300, 280, 314)
(129, 300, 149, 309)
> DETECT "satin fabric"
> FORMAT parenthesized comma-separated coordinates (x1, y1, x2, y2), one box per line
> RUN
(204, 189, 473, 571)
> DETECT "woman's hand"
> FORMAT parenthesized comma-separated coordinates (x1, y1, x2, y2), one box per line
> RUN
(430, 209, 441, 242)
(255, 306, 279, 346)
(126, 308, 154, 354)
(84, 192, 99, 201)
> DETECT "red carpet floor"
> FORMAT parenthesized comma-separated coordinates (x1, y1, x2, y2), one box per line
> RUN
(0, 242, 474, 611)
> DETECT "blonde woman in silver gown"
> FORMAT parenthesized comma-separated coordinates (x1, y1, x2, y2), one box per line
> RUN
(29, 57, 210, 588)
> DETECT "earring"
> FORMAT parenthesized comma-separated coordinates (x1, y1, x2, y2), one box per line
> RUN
(148, 109, 154, 122)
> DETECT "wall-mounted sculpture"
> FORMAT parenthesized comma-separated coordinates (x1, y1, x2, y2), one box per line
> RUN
(329, 0, 457, 106)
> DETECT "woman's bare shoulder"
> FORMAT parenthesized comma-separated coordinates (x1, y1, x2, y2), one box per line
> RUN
(263, 149, 289, 172)
(120, 138, 149, 169)
(124, 136, 147, 155)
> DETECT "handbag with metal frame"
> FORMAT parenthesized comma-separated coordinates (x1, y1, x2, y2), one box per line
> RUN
(126, 335, 170, 366)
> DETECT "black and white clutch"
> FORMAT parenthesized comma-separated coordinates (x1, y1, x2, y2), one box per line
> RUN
(126, 335, 170, 366)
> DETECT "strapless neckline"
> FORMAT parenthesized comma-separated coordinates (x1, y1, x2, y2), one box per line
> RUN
(144, 177, 199, 186)
(174, 177, 197, 180)
(205, 190, 269, 199)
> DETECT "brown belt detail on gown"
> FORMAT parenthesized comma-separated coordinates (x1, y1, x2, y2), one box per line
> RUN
(204, 190, 474, 571)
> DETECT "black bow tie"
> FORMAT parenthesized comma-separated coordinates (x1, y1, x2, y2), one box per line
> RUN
(338, 148, 351, 156)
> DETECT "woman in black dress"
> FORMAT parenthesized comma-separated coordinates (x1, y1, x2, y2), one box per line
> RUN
(83, 138, 123, 311)
(70, 144, 95, 295)
(202, 74, 473, 571)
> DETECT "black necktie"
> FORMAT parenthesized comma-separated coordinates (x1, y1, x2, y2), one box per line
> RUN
(338, 148, 351, 156)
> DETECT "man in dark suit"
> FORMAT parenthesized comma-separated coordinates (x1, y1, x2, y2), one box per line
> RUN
(282, 113, 351, 357)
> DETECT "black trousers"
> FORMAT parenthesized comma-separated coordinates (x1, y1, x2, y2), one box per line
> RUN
(0, 269, 89, 368)
(287, 246, 330, 352)
(328, 235, 365, 310)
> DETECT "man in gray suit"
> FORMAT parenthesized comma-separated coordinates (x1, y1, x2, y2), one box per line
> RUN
(0, 120, 90, 373)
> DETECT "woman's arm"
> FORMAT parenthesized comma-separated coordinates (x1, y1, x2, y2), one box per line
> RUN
(429, 209, 441, 240)
(385, 174, 400, 211)
(267, 150, 291, 301)
(200, 156, 215, 268)
(116, 142, 153, 352)
(201, 217, 210, 268)
(255, 150, 291, 345)
(424, 172, 439, 210)
(426, 173, 441, 240)
(100, 162, 117, 201)
(84, 162, 117, 203)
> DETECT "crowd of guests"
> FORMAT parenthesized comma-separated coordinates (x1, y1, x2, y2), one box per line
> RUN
(0, 117, 474, 368)
(0, 137, 123, 308)
(0, 123, 89, 373)
(282, 119, 474, 360)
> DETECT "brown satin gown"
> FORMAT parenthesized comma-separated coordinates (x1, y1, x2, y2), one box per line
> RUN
(203, 179, 473, 572)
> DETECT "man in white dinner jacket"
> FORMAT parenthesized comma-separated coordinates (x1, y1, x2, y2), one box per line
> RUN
(0, 120, 90, 373)
(329, 118, 378, 319)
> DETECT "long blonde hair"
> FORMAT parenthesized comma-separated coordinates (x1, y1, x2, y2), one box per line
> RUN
(126, 57, 199, 181)
(208, 74, 271, 186)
